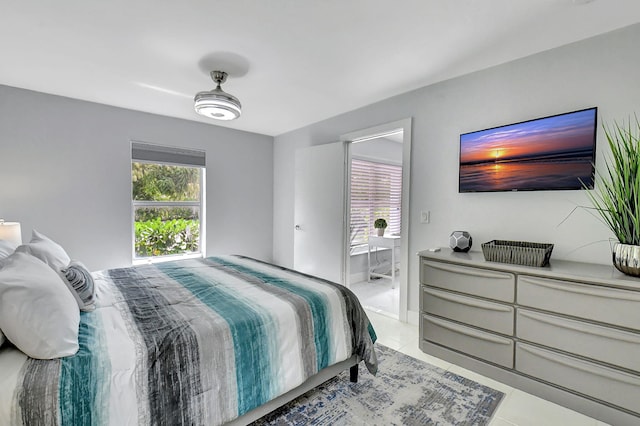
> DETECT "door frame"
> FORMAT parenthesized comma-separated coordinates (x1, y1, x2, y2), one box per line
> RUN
(340, 118, 412, 322)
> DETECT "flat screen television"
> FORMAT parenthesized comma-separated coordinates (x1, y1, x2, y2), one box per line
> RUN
(459, 107, 597, 193)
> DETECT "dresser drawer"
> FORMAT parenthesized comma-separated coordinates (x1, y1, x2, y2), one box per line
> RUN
(517, 309, 640, 373)
(517, 275, 640, 330)
(423, 287, 514, 335)
(516, 343, 640, 414)
(421, 260, 515, 302)
(422, 314, 513, 368)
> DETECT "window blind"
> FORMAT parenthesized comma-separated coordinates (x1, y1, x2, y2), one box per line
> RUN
(350, 158, 402, 247)
(131, 141, 205, 167)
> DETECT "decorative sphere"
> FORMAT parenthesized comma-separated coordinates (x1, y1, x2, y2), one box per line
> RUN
(449, 231, 472, 252)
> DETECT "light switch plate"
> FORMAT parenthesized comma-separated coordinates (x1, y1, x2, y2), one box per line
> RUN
(421, 210, 430, 224)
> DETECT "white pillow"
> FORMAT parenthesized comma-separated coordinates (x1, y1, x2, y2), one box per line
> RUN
(15, 229, 71, 271)
(0, 252, 79, 359)
(0, 240, 17, 260)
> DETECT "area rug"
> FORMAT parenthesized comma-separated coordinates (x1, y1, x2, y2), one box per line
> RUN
(252, 344, 505, 425)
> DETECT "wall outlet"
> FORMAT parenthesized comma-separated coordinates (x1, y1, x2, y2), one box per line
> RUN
(421, 210, 430, 224)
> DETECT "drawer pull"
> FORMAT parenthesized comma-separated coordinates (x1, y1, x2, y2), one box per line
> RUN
(519, 344, 640, 386)
(425, 260, 513, 280)
(519, 310, 640, 344)
(426, 316, 511, 345)
(520, 276, 640, 302)
(425, 288, 512, 312)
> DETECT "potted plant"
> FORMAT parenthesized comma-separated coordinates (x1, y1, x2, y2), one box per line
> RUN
(586, 116, 640, 276)
(374, 218, 387, 236)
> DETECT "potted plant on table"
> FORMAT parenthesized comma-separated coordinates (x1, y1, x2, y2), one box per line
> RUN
(586, 116, 640, 276)
(374, 218, 387, 236)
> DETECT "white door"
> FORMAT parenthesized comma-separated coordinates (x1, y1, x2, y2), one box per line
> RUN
(294, 142, 346, 284)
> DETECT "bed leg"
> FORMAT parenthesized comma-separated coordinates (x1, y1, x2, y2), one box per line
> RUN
(349, 364, 358, 383)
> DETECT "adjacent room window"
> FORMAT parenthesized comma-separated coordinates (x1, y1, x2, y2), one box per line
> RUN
(131, 142, 205, 261)
(350, 158, 402, 248)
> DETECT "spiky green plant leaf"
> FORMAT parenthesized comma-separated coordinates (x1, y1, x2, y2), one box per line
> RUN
(586, 116, 640, 245)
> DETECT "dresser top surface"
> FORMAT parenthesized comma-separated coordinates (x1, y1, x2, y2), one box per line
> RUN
(418, 248, 640, 291)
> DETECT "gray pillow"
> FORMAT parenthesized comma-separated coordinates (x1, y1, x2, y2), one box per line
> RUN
(60, 261, 96, 312)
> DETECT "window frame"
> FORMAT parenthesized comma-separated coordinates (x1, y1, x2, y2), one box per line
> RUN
(131, 142, 206, 263)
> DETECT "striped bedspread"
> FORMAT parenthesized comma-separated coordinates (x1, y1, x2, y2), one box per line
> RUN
(0, 255, 377, 425)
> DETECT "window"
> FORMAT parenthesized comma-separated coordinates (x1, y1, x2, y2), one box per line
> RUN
(350, 158, 402, 248)
(131, 142, 205, 260)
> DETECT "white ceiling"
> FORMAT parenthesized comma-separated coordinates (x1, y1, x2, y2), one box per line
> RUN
(2, 0, 640, 137)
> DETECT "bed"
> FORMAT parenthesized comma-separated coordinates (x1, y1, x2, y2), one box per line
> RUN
(0, 254, 378, 425)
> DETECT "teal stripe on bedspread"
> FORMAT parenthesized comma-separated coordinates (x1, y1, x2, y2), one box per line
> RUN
(59, 312, 110, 426)
(156, 261, 278, 417)
(208, 256, 332, 372)
(230, 255, 379, 375)
(368, 322, 377, 343)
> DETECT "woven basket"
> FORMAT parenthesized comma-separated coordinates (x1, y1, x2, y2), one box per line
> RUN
(481, 240, 554, 267)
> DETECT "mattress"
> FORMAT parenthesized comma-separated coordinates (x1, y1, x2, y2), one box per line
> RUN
(0, 255, 377, 425)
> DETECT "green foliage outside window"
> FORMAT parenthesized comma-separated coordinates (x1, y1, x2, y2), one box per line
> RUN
(132, 163, 202, 258)
(135, 206, 198, 222)
(135, 218, 200, 257)
(132, 163, 200, 201)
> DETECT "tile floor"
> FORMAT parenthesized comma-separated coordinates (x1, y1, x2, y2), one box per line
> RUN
(365, 310, 610, 426)
(350, 277, 399, 318)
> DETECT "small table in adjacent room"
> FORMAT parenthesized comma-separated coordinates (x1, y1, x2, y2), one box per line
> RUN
(367, 235, 401, 287)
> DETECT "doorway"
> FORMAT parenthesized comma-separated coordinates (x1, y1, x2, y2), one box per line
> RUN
(341, 119, 412, 322)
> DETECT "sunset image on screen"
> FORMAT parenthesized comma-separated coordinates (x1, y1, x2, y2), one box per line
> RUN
(459, 108, 596, 192)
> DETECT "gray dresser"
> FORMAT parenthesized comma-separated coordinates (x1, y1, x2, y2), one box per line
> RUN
(418, 249, 640, 426)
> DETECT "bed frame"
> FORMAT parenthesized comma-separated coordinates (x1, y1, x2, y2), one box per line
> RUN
(229, 355, 360, 425)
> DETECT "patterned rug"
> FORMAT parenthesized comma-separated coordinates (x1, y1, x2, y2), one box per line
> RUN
(252, 344, 504, 425)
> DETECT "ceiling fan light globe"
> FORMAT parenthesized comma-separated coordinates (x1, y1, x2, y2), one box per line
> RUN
(194, 94, 242, 120)
(194, 73, 242, 121)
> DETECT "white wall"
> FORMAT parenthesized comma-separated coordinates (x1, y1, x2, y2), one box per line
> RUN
(0, 85, 274, 271)
(351, 137, 402, 165)
(273, 23, 640, 315)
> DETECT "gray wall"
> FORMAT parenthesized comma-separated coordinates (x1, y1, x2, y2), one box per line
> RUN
(273, 23, 640, 316)
(0, 85, 273, 271)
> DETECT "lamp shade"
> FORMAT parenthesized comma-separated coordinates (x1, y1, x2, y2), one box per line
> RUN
(0, 221, 22, 247)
